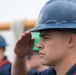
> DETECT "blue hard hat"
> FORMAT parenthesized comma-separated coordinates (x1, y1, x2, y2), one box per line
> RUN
(48, 0, 76, 3)
(31, 0, 76, 34)
(0, 35, 7, 47)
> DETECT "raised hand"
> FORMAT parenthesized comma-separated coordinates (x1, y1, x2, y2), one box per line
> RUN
(14, 31, 34, 57)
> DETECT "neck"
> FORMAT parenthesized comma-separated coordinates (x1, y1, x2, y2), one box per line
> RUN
(54, 54, 76, 75)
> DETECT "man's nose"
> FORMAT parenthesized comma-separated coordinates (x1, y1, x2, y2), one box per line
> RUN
(36, 41, 43, 50)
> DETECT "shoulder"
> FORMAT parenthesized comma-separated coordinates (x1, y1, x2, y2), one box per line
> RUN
(0, 59, 11, 69)
(66, 64, 76, 75)
(27, 68, 56, 75)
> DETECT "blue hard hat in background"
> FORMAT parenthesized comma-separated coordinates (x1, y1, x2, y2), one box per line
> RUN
(0, 35, 7, 47)
(31, 0, 76, 34)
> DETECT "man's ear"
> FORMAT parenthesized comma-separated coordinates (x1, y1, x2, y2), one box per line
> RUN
(68, 33, 76, 48)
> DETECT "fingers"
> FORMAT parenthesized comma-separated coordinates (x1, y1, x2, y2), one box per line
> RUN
(14, 31, 35, 56)
(22, 31, 31, 39)
(30, 38, 35, 48)
(21, 31, 31, 43)
(15, 31, 31, 46)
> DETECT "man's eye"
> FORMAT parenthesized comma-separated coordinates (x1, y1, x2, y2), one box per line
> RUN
(43, 37, 49, 39)
(39, 34, 50, 39)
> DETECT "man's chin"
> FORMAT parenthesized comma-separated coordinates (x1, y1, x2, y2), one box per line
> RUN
(41, 60, 48, 66)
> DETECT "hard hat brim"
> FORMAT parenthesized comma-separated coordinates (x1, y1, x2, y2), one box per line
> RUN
(30, 24, 76, 33)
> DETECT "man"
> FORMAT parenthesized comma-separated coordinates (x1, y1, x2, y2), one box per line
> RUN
(0, 35, 11, 75)
(26, 32, 49, 71)
(12, 0, 76, 75)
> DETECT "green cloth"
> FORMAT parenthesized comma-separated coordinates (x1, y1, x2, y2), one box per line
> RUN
(32, 32, 40, 51)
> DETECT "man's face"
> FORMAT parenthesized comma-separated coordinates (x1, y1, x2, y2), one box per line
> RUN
(0, 48, 4, 55)
(37, 30, 69, 66)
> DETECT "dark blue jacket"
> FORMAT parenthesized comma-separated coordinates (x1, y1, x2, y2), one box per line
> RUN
(28, 64, 76, 75)
(0, 56, 11, 75)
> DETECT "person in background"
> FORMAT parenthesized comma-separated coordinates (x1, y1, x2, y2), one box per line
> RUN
(0, 35, 11, 75)
(26, 32, 49, 71)
(12, 0, 76, 75)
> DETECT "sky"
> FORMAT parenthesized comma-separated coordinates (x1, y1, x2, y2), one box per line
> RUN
(0, 0, 48, 22)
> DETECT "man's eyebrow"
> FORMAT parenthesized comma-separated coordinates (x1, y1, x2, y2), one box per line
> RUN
(39, 34, 49, 37)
